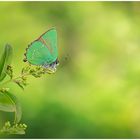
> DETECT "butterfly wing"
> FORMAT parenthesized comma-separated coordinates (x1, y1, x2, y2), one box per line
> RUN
(41, 28, 58, 62)
(26, 41, 54, 65)
(26, 28, 58, 66)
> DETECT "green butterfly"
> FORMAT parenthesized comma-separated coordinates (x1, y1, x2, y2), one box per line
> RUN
(24, 28, 59, 71)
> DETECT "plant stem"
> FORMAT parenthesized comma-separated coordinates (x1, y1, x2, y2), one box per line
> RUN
(0, 73, 30, 88)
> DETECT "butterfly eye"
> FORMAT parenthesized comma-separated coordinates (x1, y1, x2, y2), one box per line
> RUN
(23, 58, 27, 62)
(56, 59, 59, 65)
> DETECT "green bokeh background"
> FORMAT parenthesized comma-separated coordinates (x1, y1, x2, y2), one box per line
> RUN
(0, 2, 140, 138)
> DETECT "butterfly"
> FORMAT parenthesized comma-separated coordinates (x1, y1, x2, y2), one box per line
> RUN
(24, 28, 59, 72)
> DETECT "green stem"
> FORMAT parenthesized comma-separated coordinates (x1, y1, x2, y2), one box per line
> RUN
(0, 73, 30, 88)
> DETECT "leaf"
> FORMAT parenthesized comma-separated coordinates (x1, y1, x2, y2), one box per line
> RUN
(0, 91, 22, 123)
(0, 92, 15, 112)
(0, 44, 13, 82)
(5, 92, 22, 124)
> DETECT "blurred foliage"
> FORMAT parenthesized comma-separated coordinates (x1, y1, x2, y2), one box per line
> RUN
(0, 1, 140, 138)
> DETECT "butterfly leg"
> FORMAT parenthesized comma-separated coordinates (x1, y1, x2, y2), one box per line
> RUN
(43, 59, 59, 74)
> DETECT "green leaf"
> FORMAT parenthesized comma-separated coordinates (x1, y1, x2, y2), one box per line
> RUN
(0, 44, 13, 82)
(0, 92, 14, 112)
(0, 91, 22, 123)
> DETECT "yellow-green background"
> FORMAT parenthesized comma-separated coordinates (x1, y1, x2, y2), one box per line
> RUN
(0, 2, 140, 138)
